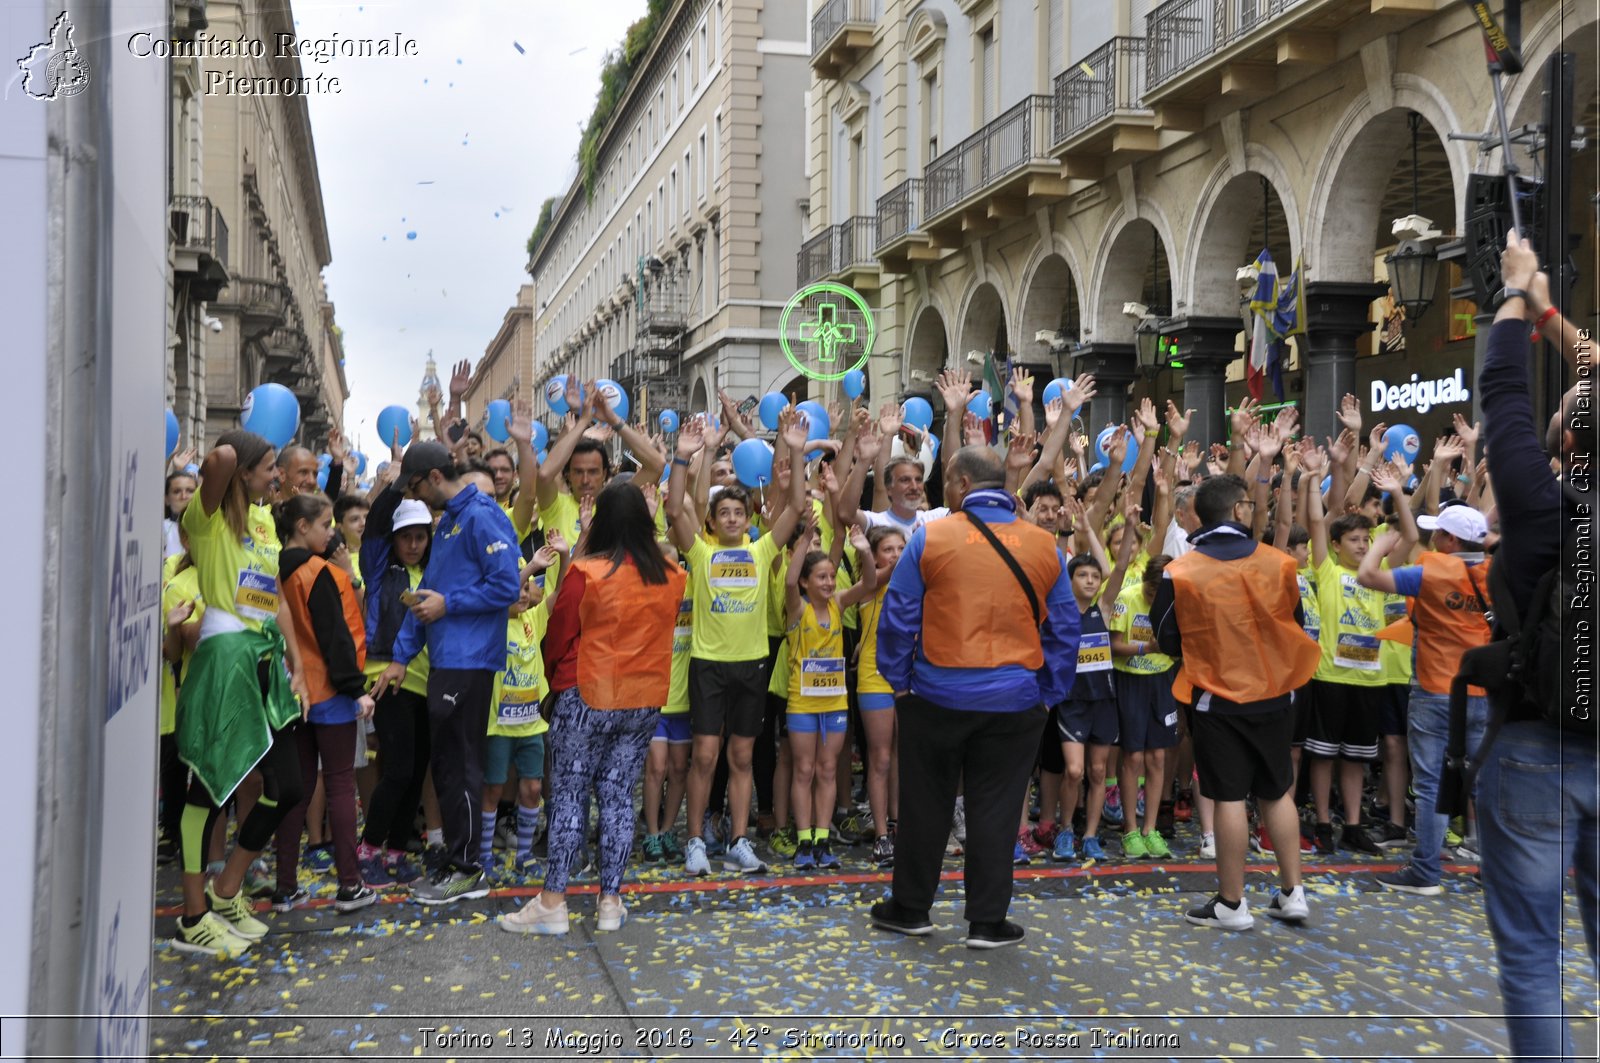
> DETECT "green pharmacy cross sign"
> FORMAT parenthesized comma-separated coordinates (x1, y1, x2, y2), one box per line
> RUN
(779, 282, 876, 382)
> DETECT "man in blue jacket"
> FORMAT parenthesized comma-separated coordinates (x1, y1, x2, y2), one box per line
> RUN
(870, 446, 1078, 949)
(375, 441, 522, 903)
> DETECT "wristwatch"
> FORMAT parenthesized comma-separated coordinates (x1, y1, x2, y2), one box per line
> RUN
(1495, 286, 1529, 308)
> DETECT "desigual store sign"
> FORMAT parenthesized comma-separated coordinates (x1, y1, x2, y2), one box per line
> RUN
(1368, 368, 1472, 415)
(1354, 344, 1476, 447)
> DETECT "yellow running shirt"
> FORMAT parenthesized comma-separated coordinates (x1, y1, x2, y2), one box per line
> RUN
(686, 534, 781, 662)
(181, 500, 279, 632)
(787, 597, 847, 713)
(1314, 554, 1387, 686)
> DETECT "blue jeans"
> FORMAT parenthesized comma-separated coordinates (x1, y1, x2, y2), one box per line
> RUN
(1478, 720, 1599, 1062)
(1406, 687, 1488, 884)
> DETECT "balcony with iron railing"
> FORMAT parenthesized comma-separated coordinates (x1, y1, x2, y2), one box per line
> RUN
(811, 0, 877, 79)
(171, 195, 230, 300)
(797, 227, 837, 288)
(834, 215, 880, 289)
(1051, 37, 1156, 173)
(921, 95, 1067, 241)
(214, 277, 289, 336)
(875, 178, 940, 273)
(1141, 0, 1433, 123)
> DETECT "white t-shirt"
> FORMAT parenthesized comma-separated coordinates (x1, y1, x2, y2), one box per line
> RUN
(1162, 522, 1192, 559)
(862, 506, 951, 533)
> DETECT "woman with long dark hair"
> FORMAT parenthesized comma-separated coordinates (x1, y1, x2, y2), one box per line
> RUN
(498, 480, 686, 935)
(173, 429, 309, 958)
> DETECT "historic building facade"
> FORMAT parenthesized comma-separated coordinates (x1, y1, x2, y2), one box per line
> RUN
(803, 0, 1595, 446)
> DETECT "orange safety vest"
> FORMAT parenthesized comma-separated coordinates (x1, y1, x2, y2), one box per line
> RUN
(573, 556, 689, 709)
(281, 556, 367, 706)
(1410, 552, 1493, 695)
(1167, 544, 1320, 705)
(919, 514, 1060, 670)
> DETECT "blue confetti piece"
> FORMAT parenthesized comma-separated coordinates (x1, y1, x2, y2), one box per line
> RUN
(406, 231, 417, 240)
(513, 41, 525, 54)
(456, 57, 463, 64)
(494, 212, 500, 218)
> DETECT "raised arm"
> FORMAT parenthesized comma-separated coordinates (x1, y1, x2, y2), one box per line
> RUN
(1344, 419, 1388, 512)
(1273, 443, 1299, 555)
(836, 523, 880, 608)
(835, 422, 881, 528)
(1009, 368, 1035, 438)
(785, 520, 817, 627)
(1371, 459, 1419, 551)
(665, 417, 706, 555)
(537, 378, 594, 510)
(507, 401, 542, 537)
(936, 368, 973, 487)
(197, 443, 238, 515)
(764, 410, 813, 546)
(1529, 269, 1589, 373)
(1301, 442, 1330, 566)
(1357, 528, 1402, 595)
(1148, 459, 1175, 551)
(1101, 492, 1141, 608)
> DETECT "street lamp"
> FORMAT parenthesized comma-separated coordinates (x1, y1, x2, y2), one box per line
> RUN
(1384, 112, 1442, 323)
(1134, 317, 1166, 377)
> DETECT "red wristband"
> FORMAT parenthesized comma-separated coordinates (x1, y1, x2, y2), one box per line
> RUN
(1533, 306, 1560, 333)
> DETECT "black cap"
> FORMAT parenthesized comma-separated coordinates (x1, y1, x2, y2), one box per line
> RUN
(399, 441, 453, 483)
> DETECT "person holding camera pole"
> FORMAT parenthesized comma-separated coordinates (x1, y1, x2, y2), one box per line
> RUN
(1476, 230, 1597, 1062)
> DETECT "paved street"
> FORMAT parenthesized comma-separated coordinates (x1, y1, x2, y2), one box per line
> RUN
(149, 841, 1597, 1060)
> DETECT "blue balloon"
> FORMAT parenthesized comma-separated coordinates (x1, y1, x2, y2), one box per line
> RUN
(316, 467, 329, 492)
(967, 390, 993, 420)
(1122, 444, 1138, 474)
(1095, 426, 1117, 465)
(241, 383, 300, 448)
(530, 421, 549, 452)
(595, 378, 629, 422)
(165, 409, 180, 458)
(758, 393, 789, 431)
(375, 461, 391, 479)
(902, 396, 934, 432)
(377, 404, 413, 448)
(1383, 423, 1421, 463)
(485, 399, 512, 442)
(841, 368, 865, 399)
(545, 375, 571, 415)
(659, 409, 680, 433)
(1089, 461, 1106, 474)
(1042, 378, 1074, 406)
(318, 452, 332, 467)
(536, 449, 549, 466)
(795, 400, 830, 436)
(928, 432, 940, 460)
(349, 451, 368, 477)
(183, 462, 199, 475)
(1322, 474, 1333, 494)
(731, 437, 774, 487)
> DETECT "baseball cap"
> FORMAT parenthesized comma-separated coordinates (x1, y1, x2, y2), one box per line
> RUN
(398, 441, 453, 484)
(1417, 505, 1488, 544)
(391, 499, 432, 532)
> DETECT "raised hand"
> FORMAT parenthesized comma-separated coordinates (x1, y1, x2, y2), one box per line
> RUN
(506, 401, 534, 446)
(1044, 397, 1064, 429)
(593, 382, 622, 427)
(545, 529, 570, 558)
(1006, 431, 1038, 474)
(878, 401, 903, 438)
(1273, 404, 1299, 440)
(529, 544, 560, 571)
(1106, 424, 1130, 467)
(963, 410, 986, 448)
(450, 359, 472, 401)
(1452, 413, 1481, 454)
(1132, 397, 1159, 442)
(855, 423, 883, 463)
(1326, 428, 1355, 466)
(165, 598, 196, 628)
(1008, 367, 1034, 406)
(1230, 396, 1260, 440)
(1433, 435, 1466, 464)
(170, 446, 199, 471)
(1063, 373, 1097, 416)
(327, 425, 351, 464)
(675, 417, 705, 459)
(425, 383, 443, 410)
(1370, 462, 1401, 494)
(1299, 443, 1328, 477)
(779, 408, 811, 452)
(1257, 422, 1285, 462)
(936, 368, 973, 413)
(1337, 393, 1363, 434)
(582, 422, 615, 444)
(847, 522, 871, 557)
(1366, 421, 1389, 458)
(1164, 400, 1194, 440)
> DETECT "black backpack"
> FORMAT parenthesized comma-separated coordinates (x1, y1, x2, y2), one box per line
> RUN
(1439, 480, 1596, 816)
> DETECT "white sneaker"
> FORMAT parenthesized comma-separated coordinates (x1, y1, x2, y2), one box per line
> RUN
(496, 894, 569, 935)
(1185, 893, 1254, 930)
(1198, 833, 1216, 860)
(722, 837, 768, 875)
(596, 895, 627, 932)
(1266, 884, 1309, 923)
(684, 836, 711, 877)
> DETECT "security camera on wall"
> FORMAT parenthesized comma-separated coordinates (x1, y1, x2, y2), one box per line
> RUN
(1121, 301, 1149, 321)
(1034, 329, 1073, 353)
(908, 370, 936, 384)
(965, 350, 986, 366)
(202, 315, 224, 333)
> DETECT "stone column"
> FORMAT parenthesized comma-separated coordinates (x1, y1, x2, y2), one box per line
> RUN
(1071, 342, 1136, 432)
(1164, 316, 1244, 449)
(1302, 282, 1387, 444)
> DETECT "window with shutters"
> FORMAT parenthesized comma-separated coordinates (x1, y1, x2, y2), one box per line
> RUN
(980, 28, 997, 122)
(1048, 0, 1064, 78)
(921, 72, 940, 167)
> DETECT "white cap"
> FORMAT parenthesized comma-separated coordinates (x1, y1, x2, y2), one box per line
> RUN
(391, 499, 433, 532)
(1417, 505, 1487, 544)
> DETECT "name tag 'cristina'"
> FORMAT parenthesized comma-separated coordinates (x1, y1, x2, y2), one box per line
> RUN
(234, 570, 279, 622)
(1077, 631, 1113, 672)
(708, 549, 757, 589)
(1335, 633, 1381, 670)
(800, 657, 846, 696)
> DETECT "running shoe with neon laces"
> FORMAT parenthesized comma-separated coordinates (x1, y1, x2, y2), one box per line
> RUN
(1185, 893, 1254, 930)
(661, 832, 685, 863)
(1101, 785, 1124, 826)
(410, 867, 489, 905)
(793, 841, 816, 870)
(206, 881, 268, 940)
(871, 834, 895, 867)
(834, 810, 871, 845)
(304, 843, 335, 874)
(1013, 839, 1030, 865)
(173, 912, 254, 959)
(1017, 828, 1044, 859)
(1081, 835, 1107, 861)
(1052, 829, 1077, 862)
(722, 836, 768, 874)
(1122, 831, 1149, 859)
(335, 884, 379, 913)
(1265, 885, 1310, 923)
(640, 832, 665, 864)
(815, 840, 841, 869)
(684, 836, 711, 877)
(269, 886, 310, 913)
(1143, 830, 1171, 859)
(1444, 824, 1464, 848)
(769, 826, 798, 858)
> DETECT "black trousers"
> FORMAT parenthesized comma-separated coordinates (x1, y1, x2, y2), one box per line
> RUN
(363, 686, 431, 851)
(427, 668, 494, 872)
(891, 695, 1047, 925)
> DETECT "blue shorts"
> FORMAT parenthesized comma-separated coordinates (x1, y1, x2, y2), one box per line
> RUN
(787, 710, 849, 736)
(1058, 698, 1120, 747)
(1115, 669, 1180, 753)
(858, 692, 895, 711)
(653, 712, 692, 744)
(484, 733, 545, 786)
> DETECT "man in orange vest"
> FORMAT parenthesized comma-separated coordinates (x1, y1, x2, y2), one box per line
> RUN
(1356, 501, 1492, 896)
(1151, 474, 1321, 930)
(870, 446, 1078, 949)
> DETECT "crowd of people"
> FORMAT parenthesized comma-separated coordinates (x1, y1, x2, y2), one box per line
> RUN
(158, 235, 1593, 1057)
